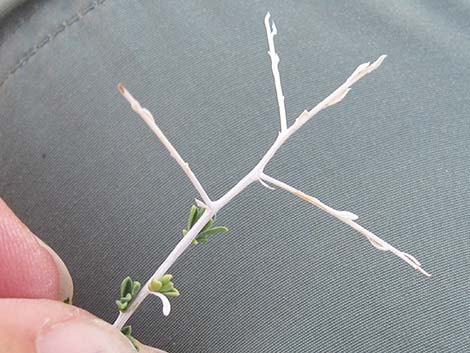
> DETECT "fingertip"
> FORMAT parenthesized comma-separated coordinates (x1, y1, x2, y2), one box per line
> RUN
(0, 197, 73, 301)
(0, 299, 167, 353)
(35, 237, 74, 302)
(0, 299, 87, 352)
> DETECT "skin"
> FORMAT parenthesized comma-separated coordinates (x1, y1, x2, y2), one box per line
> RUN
(0, 198, 165, 353)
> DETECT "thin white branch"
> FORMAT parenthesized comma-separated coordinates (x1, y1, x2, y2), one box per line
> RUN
(293, 55, 387, 128)
(118, 84, 212, 207)
(264, 12, 287, 132)
(258, 177, 275, 190)
(260, 173, 431, 277)
(149, 291, 172, 316)
(113, 208, 214, 329)
(252, 55, 387, 175)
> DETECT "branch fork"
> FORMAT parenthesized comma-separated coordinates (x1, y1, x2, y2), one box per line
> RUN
(114, 12, 430, 330)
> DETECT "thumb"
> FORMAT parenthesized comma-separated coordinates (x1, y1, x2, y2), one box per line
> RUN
(0, 198, 73, 301)
(1, 299, 166, 353)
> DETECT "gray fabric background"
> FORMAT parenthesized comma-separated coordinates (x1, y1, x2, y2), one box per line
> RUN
(1, 1, 469, 352)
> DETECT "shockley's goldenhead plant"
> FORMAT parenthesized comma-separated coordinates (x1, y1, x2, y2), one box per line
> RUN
(113, 12, 431, 350)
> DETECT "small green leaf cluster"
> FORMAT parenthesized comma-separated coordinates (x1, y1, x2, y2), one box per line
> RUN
(148, 274, 180, 296)
(121, 325, 139, 351)
(116, 276, 141, 312)
(182, 205, 229, 244)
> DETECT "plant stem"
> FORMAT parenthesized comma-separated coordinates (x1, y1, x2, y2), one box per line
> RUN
(114, 209, 214, 329)
(264, 12, 287, 132)
(259, 173, 431, 277)
(118, 84, 213, 208)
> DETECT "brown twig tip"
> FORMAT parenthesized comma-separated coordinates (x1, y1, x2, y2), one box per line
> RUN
(117, 83, 126, 95)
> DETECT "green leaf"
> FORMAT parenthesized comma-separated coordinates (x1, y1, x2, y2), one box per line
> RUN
(198, 226, 229, 237)
(183, 205, 229, 245)
(164, 288, 180, 297)
(195, 234, 209, 243)
(152, 274, 180, 298)
(120, 277, 133, 298)
(128, 335, 140, 351)
(160, 281, 175, 292)
(201, 218, 214, 233)
(121, 325, 140, 351)
(63, 297, 71, 304)
(196, 207, 205, 220)
(161, 274, 173, 284)
(187, 205, 198, 229)
(116, 300, 128, 311)
(121, 325, 132, 336)
(120, 293, 133, 303)
(132, 281, 141, 296)
(148, 278, 162, 292)
(117, 277, 141, 312)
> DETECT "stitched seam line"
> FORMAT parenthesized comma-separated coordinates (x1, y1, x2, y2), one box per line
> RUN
(0, 0, 107, 89)
(3, 3, 40, 41)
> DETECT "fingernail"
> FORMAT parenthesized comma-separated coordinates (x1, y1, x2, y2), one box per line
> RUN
(35, 237, 74, 302)
(37, 319, 137, 353)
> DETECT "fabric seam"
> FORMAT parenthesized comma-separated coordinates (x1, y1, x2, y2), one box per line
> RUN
(0, 0, 107, 89)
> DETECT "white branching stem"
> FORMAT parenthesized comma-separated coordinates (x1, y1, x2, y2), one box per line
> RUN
(113, 209, 214, 329)
(259, 173, 431, 277)
(113, 13, 429, 330)
(265, 12, 287, 132)
(118, 84, 212, 208)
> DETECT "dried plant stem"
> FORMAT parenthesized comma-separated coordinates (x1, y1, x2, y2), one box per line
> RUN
(113, 13, 429, 330)
(259, 173, 431, 277)
(113, 209, 214, 328)
(118, 84, 212, 208)
(264, 12, 287, 132)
